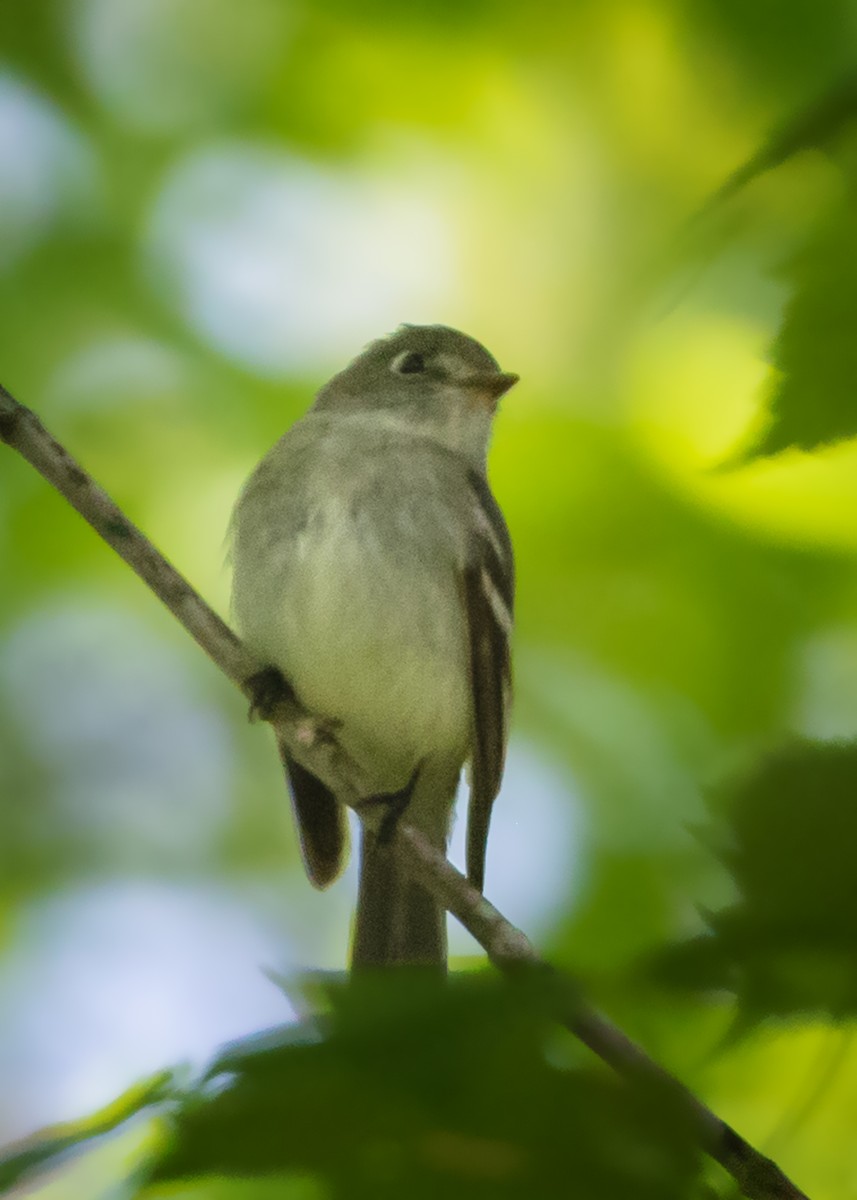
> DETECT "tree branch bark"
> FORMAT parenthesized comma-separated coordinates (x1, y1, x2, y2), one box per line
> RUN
(0, 382, 811, 1200)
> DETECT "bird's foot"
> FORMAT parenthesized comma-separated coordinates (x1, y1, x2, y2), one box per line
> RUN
(245, 665, 296, 722)
(294, 711, 342, 749)
(358, 764, 422, 844)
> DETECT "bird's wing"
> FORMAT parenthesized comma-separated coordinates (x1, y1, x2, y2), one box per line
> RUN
(462, 469, 514, 892)
(278, 739, 348, 888)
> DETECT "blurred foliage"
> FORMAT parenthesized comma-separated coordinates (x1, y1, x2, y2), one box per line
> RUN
(146, 975, 701, 1200)
(748, 198, 857, 456)
(3, 976, 703, 1200)
(654, 740, 857, 1022)
(4, 0, 857, 1197)
(0, 1070, 176, 1193)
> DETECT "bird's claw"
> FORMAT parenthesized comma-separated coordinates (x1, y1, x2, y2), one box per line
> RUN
(295, 713, 343, 748)
(245, 665, 295, 722)
(358, 764, 422, 844)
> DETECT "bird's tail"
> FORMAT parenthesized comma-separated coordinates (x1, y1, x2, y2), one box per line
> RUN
(351, 825, 447, 971)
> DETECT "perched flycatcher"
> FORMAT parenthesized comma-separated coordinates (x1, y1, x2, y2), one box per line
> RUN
(230, 325, 516, 969)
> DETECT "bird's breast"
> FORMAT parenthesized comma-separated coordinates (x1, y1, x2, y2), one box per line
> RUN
(235, 490, 470, 793)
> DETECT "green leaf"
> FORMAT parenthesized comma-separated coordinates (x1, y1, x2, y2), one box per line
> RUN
(744, 202, 857, 456)
(711, 74, 857, 207)
(0, 1070, 176, 1195)
(654, 740, 857, 1021)
(144, 974, 701, 1199)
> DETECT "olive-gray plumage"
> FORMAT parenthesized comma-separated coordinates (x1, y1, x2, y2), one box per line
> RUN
(230, 325, 516, 969)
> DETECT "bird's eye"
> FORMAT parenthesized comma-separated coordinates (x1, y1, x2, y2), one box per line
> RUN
(391, 350, 426, 375)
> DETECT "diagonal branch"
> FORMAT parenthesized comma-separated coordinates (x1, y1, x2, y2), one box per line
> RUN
(0, 383, 810, 1200)
(0, 383, 368, 804)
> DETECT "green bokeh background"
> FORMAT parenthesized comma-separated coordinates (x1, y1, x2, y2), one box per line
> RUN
(4, 0, 857, 1196)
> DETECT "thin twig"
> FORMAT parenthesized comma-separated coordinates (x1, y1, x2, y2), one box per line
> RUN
(0, 383, 811, 1200)
(0, 383, 368, 804)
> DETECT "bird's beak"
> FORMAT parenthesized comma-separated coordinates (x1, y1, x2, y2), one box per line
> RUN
(463, 371, 520, 410)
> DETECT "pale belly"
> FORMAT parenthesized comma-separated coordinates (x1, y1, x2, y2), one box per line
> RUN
(235, 496, 471, 795)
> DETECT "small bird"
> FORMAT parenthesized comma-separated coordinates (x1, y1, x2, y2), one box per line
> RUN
(230, 325, 517, 970)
